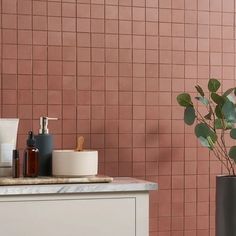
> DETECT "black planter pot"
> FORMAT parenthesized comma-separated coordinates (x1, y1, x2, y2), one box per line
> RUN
(216, 175, 236, 236)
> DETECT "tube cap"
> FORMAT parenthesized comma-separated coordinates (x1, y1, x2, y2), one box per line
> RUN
(12, 149, 19, 159)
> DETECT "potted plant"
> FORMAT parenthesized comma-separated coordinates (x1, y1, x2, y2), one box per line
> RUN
(176, 79, 236, 236)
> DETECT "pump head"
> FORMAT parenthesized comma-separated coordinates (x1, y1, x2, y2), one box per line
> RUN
(39, 117, 58, 134)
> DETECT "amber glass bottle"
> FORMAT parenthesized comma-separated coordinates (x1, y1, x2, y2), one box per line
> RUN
(23, 131, 39, 177)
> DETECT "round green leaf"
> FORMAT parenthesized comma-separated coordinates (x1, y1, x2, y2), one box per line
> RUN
(230, 128, 236, 139)
(222, 99, 236, 123)
(229, 146, 236, 162)
(184, 106, 196, 125)
(215, 104, 224, 119)
(208, 79, 221, 92)
(211, 93, 225, 105)
(195, 123, 217, 143)
(177, 93, 193, 107)
(198, 136, 210, 148)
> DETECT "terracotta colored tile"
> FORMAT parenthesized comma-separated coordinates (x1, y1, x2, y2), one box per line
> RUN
(223, 0, 234, 12)
(119, 6, 131, 20)
(77, 119, 90, 133)
(91, 19, 104, 33)
(32, 90, 47, 104)
(92, 105, 105, 119)
(104, 162, 118, 176)
(91, 134, 104, 148)
(146, 36, 158, 50)
(18, 0, 32, 14)
(63, 32, 76, 46)
(47, 76, 62, 90)
(48, 3, 61, 17)
(105, 134, 118, 148)
(2, 0, 17, 14)
(62, 90, 76, 104)
(62, 134, 77, 149)
(62, 18, 76, 32)
(2, 59, 17, 74)
(77, 105, 90, 119)
(63, 105, 76, 119)
(2, 90, 17, 104)
(2, 45, 17, 59)
(105, 5, 118, 19)
(2, 105, 17, 118)
(18, 90, 32, 105)
(146, 8, 158, 22)
(33, 31, 47, 45)
(119, 162, 132, 176)
(33, 16, 47, 31)
(18, 105, 32, 119)
(33, 1, 46, 15)
(78, 4, 91, 18)
(105, 91, 118, 105)
(185, 0, 197, 9)
(2, 29, 17, 44)
(48, 17, 61, 31)
(48, 90, 62, 104)
(105, 120, 118, 134)
(146, 22, 158, 36)
(62, 3, 76, 17)
(18, 15, 32, 30)
(91, 91, 104, 105)
(104, 20, 118, 34)
(2, 14, 17, 29)
(159, 0, 171, 8)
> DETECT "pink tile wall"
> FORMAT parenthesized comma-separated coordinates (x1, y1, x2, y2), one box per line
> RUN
(0, 0, 235, 235)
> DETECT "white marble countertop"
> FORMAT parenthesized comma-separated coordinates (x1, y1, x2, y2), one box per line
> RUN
(0, 177, 158, 196)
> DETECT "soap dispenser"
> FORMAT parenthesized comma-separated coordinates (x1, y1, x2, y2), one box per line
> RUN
(23, 131, 39, 177)
(35, 117, 57, 176)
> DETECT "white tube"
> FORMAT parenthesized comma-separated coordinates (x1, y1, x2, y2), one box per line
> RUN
(0, 119, 19, 176)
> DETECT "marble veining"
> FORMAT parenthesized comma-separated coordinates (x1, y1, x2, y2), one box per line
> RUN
(0, 177, 157, 196)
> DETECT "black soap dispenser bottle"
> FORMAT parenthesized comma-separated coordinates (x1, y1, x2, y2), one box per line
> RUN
(35, 117, 58, 176)
(23, 131, 39, 177)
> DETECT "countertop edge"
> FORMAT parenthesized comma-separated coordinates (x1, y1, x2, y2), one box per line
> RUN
(0, 177, 158, 196)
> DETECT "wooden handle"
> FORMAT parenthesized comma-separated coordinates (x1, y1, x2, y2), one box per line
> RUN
(75, 136, 84, 151)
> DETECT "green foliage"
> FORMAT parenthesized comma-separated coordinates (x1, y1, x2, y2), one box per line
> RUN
(195, 85, 204, 97)
(195, 123, 217, 143)
(184, 106, 196, 125)
(195, 96, 209, 105)
(222, 99, 236, 123)
(229, 146, 236, 162)
(230, 129, 236, 139)
(177, 93, 193, 107)
(211, 93, 225, 105)
(208, 79, 221, 92)
(176, 78, 236, 175)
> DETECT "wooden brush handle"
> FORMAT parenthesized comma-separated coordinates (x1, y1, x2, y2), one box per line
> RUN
(75, 136, 84, 151)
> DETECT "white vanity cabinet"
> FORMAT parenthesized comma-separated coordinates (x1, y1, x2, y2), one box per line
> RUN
(0, 177, 157, 236)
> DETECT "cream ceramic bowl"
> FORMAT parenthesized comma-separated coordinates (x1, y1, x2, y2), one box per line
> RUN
(52, 150, 98, 177)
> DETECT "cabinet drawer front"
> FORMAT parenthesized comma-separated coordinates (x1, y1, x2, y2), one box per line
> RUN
(0, 197, 136, 236)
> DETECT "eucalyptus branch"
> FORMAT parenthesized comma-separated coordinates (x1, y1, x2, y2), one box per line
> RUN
(212, 147, 231, 174)
(177, 79, 236, 175)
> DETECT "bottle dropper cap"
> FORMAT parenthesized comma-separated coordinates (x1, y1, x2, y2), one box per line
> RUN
(27, 131, 36, 147)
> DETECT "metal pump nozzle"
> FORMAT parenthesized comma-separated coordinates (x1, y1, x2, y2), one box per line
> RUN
(39, 117, 58, 134)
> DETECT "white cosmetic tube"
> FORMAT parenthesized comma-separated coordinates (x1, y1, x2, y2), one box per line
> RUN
(0, 119, 19, 176)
